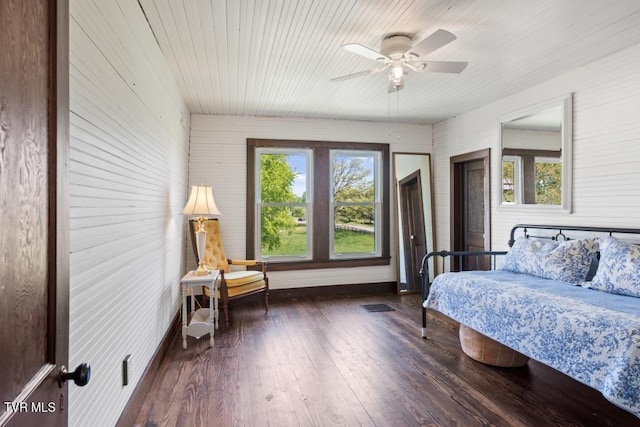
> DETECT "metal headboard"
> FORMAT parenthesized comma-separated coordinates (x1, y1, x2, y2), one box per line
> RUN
(509, 224, 640, 246)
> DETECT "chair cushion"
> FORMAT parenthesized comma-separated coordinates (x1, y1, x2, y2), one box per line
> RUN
(227, 279, 266, 298)
(201, 220, 230, 272)
(224, 270, 264, 287)
(204, 277, 266, 298)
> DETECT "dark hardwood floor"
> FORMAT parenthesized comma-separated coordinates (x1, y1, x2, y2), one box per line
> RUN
(131, 292, 638, 426)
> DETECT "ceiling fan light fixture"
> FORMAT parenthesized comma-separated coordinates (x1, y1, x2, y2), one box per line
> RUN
(388, 70, 405, 91)
(391, 63, 405, 80)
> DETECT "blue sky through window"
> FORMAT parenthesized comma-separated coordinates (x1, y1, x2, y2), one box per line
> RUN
(287, 154, 306, 197)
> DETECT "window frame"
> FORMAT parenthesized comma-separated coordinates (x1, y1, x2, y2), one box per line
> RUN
(255, 147, 313, 261)
(501, 155, 522, 204)
(330, 149, 382, 259)
(247, 138, 390, 271)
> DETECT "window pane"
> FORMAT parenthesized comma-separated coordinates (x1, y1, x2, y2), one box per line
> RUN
(258, 151, 308, 258)
(260, 153, 306, 203)
(535, 159, 562, 205)
(333, 205, 375, 254)
(260, 207, 307, 257)
(332, 153, 375, 202)
(502, 160, 515, 203)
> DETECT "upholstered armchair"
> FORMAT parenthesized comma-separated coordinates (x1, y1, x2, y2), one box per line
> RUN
(189, 218, 268, 326)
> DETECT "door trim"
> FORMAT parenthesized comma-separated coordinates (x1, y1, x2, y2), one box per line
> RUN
(52, 0, 70, 367)
(398, 169, 424, 293)
(450, 149, 491, 256)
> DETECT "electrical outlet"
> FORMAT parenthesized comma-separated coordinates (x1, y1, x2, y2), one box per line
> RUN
(123, 355, 131, 386)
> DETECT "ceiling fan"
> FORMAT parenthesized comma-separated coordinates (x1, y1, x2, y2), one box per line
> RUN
(331, 29, 468, 92)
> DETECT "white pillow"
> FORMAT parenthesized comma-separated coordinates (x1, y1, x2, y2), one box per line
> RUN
(584, 237, 640, 297)
(502, 237, 598, 284)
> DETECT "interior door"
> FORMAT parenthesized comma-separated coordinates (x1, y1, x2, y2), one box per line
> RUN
(399, 171, 426, 292)
(451, 149, 491, 272)
(0, 1, 70, 426)
(463, 160, 487, 265)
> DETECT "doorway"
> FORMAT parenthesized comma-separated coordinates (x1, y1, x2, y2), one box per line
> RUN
(398, 170, 427, 292)
(450, 149, 491, 271)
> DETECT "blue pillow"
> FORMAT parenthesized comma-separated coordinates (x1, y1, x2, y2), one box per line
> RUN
(584, 237, 640, 297)
(502, 237, 598, 284)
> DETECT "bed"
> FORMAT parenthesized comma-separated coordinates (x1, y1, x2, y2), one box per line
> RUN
(420, 224, 640, 418)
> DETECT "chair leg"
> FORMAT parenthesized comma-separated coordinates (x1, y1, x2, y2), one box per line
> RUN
(223, 298, 229, 327)
(264, 277, 269, 313)
(220, 284, 230, 327)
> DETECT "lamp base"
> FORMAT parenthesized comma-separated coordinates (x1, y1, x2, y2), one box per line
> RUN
(193, 262, 209, 276)
(194, 217, 208, 276)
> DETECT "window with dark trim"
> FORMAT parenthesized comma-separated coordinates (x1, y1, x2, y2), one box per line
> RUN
(247, 139, 390, 271)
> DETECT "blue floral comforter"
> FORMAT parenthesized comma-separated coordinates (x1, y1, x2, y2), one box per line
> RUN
(423, 270, 640, 417)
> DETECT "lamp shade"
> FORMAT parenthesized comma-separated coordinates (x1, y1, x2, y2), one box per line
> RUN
(181, 185, 222, 217)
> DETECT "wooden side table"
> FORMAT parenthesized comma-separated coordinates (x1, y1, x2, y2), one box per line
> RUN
(180, 270, 220, 349)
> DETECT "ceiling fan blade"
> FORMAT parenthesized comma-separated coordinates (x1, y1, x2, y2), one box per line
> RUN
(342, 43, 389, 61)
(408, 29, 457, 58)
(330, 69, 376, 82)
(331, 64, 388, 82)
(413, 61, 468, 74)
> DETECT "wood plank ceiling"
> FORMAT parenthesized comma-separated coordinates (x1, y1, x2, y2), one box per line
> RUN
(139, 0, 640, 124)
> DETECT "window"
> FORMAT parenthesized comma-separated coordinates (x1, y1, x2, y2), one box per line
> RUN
(534, 157, 562, 205)
(500, 151, 561, 205)
(501, 155, 522, 204)
(247, 139, 390, 270)
(331, 150, 380, 257)
(256, 148, 311, 259)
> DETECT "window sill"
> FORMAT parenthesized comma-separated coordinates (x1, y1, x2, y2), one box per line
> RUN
(258, 257, 391, 271)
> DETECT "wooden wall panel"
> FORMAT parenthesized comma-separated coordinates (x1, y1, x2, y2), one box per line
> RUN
(68, 0, 189, 425)
(433, 42, 640, 258)
(189, 115, 432, 289)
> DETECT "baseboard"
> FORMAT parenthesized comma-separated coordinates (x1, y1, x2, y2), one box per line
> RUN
(115, 310, 180, 427)
(269, 281, 396, 301)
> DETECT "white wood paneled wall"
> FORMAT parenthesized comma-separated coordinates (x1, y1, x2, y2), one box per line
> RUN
(189, 115, 431, 289)
(433, 42, 640, 255)
(69, 1, 189, 425)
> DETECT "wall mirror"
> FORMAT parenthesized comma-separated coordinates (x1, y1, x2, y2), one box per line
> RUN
(499, 94, 573, 213)
(393, 153, 435, 293)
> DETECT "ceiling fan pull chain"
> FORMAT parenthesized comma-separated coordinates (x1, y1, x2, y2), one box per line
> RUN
(396, 88, 401, 142)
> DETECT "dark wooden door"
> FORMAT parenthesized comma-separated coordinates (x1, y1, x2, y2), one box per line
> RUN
(463, 160, 486, 259)
(399, 171, 426, 292)
(451, 150, 490, 272)
(0, 1, 70, 426)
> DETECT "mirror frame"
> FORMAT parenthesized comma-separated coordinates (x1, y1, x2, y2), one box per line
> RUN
(392, 152, 435, 294)
(498, 94, 573, 213)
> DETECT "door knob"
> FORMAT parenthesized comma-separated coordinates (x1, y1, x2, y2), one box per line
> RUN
(58, 363, 91, 388)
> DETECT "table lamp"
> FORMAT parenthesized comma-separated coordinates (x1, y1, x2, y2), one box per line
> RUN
(181, 185, 222, 275)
